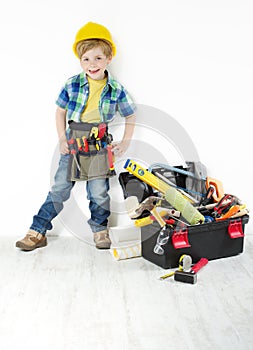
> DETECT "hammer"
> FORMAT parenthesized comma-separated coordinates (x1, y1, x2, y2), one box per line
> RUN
(125, 196, 180, 225)
(135, 196, 166, 227)
(174, 258, 208, 284)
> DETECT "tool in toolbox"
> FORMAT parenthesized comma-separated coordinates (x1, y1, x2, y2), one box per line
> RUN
(200, 186, 215, 206)
(152, 170, 198, 204)
(198, 197, 248, 220)
(212, 194, 241, 220)
(205, 177, 224, 202)
(197, 199, 231, 212)
(204, 215, 215, 223)
(124, 160, 188, 196)
(215, 205, 241, 221)
(127, 196, 167, 226)
(67, 138, 81, 171)
(134, 208, 180, 227)
(174, 257, 208, 284)
(148, 163, 224, 203)
(148, 163, 207, 181)
(124, 159, 205, 225)
(231, 207, 249, 219)
(125, 195, 184, 227)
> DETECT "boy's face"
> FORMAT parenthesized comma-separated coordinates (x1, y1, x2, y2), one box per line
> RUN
(80, 46, 112, 80)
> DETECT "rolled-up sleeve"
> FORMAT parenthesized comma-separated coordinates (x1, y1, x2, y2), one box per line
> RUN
(117, 88, 136, 117)
(56, 85, 69, 109)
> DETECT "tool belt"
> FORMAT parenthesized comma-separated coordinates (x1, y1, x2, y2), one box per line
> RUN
(67, 121, 116, 181)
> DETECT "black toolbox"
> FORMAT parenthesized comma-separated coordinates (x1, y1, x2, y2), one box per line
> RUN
(119, 165, 250, 269)
(141, 215, 249, 269)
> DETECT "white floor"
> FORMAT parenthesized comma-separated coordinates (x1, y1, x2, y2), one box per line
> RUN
(1, 232, 253, 350)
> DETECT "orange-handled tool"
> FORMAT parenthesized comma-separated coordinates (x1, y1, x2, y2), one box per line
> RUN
(216, 205, 240, 221)
(206, 177, 224, 202)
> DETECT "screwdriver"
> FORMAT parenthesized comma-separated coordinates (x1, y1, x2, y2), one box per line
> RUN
(76, 136, 89, 152)
(76, 138, 82, 151)
(67, 138, 81, 171)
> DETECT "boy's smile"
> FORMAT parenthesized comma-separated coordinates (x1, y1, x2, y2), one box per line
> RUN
(80, 46, 112, 80)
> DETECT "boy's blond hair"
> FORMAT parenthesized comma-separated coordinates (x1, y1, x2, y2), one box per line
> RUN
(76, 39, 113, 59)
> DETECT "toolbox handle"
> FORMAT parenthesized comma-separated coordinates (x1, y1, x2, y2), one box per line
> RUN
(172, 228, 191, 249)
(227, 219, 244, 239)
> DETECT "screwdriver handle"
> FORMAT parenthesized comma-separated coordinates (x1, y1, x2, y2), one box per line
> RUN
(82, 136, 89, 152)
(76, 138, 82, 151)
(98, 123, 107, 138)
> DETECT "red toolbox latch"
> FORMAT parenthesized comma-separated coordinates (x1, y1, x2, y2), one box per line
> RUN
(228, 218, 244, 239)
(172, 227, 191, 249)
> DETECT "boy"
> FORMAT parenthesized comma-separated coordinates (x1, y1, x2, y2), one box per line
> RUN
(16, 22, 136, 250)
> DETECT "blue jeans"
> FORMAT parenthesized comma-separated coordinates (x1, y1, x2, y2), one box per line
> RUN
(30, 154, 110, 235)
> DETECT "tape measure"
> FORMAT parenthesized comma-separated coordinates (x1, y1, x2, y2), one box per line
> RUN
(159, 254, 192, 280)
(179, 254, 192, 272)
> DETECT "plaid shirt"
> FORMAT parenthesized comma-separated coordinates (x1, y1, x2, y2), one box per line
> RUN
(56, 71, 136, 123)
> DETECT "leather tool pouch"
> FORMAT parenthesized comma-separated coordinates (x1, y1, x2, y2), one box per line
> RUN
(67, 122, 115, 181)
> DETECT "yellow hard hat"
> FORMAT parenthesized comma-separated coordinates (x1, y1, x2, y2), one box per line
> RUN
(72, 22, 117, 58)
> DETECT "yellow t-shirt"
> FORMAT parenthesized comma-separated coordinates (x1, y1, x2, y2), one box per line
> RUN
(81, 76, 107, 123)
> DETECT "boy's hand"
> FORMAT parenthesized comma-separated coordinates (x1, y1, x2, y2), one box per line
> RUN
(59, 139, 70, 155)
(112, 140, 130, 157)
(112, 114, 135, 157)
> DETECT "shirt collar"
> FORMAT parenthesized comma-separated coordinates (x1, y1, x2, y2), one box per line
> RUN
(79, 70, 118, 90)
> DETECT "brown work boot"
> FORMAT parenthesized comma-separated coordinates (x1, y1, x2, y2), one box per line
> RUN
(16, 230, 47, 251)
(93, 229, 111, 249)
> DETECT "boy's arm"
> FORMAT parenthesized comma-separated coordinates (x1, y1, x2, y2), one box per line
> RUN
(56, 106, 69, 154)
(112, 114, 136, 157)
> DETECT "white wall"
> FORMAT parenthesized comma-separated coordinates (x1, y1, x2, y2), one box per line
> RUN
(1, 0, 252, 237)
